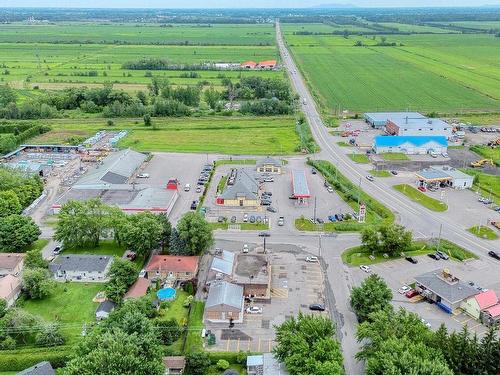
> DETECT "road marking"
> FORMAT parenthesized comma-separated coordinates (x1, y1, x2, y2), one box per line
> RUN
(258, 338, 261, 352)
(237, 338, 240, 352)
(226, 338, 230, 351)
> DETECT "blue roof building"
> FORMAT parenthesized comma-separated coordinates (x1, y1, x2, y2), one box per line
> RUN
(373, 136, 448, 155)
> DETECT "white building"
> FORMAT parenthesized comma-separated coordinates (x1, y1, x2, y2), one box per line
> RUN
(373, 136, 448, 155)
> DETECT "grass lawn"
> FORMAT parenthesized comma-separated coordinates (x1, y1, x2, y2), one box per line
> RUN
(461, 169, 500, 205)
(214, 159, 256, 166)
(381, 153, 409, 161)
(348, 153, 370, 164)
(184, 301, 205, 353)
(217, 175, 227, 193)
(295, 217, 365, 232)
(394, 184, 448, 212)
(21, 282, 104, 343)
(63, 240, 126, 257)
(24, 238, 49, 252)
(470, 145, 500, 166)
(467, 225, 499, 240)
(370, 169, 391, 177)
(342, 239, 477, 266)
(159, 289, 190, 324)
(336, 141, 353, 147)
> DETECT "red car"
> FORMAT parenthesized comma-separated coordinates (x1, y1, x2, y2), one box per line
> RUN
(418, 186, 427, 192)
(406, 289, 419, 298)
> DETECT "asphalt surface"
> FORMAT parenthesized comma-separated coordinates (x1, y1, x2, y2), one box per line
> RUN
(275, 21, 499, 375)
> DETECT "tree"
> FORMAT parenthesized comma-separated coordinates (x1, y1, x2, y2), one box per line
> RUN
(22, 268, 54, 299)
(360, 225, 412, 256)
(120, 211, 164, 257)
(24, 249, 48, 269)
(105, 259, 138, 303)
(0, 85, 16, 107)
(0, 191, 21, 217)
(143, 113, 152, 126)
(186, 352, 211, 375)
(204, 86, 220, 110)
(1, 308, 38, 344)
(35, 323, 65, 347)
(175, 212, 214, 255)
(0, 299, 7, 319)
(0, 214, 40, 252)
(350, 274, 392, 323)
(168, 228, 188, 255)
(273, 313, 343, 375)
(154, 318, 182, 345)
(157, 213, 172, 251)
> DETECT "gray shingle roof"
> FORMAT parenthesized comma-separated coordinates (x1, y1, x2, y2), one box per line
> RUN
(17, 361, 55, 375)
(219, 169, 258, 200)
(96, 300, 116, 314)
(49, 254, 113, 273)
(206, 281, 243, 310)
(415, 269, 478, 304)
(257, 156, 281, 167)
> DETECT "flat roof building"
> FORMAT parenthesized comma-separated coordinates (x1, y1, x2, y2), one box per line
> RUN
(416, 166, 473, 190)
(386, 117, 452, 137)
(364, 112, 426, 128)
(205, 280, 244, 323)
(373, 135, 447, 155)
(291, 170, 311, 202)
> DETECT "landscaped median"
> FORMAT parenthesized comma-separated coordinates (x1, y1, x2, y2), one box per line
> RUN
(393, 184, 448, 212)
(369, 169, 391, 177)
(342, 239, 478, 266)
(209, 222, 269, 231)
(467, 225, 499, 240)
(347, 153, 370, 164)
(298, 160, 394, 232)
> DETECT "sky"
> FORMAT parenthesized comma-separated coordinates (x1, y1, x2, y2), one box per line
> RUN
(0, 0, 498, 8)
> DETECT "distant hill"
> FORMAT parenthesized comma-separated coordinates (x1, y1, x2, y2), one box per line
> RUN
(312, 3, 358, 8)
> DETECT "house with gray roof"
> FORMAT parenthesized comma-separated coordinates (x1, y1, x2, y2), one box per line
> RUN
(217, 169, 259, 207)
(96, 300, 116, 320)
(17, 361, 55, 375)
(415, 269, 478, 314)
(257, 156, 282, 174)
(204, 281, 244, 323)
(49, 254, 113, 282)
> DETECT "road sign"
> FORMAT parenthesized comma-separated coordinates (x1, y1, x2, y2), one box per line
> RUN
(359, 204, 366, 223)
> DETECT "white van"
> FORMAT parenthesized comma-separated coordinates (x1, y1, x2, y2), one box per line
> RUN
(184, 184, 191, 192)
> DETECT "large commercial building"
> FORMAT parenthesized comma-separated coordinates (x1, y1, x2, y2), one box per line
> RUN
(386, 117, 452, 137)
(373, 135, 448, 155)
(364, 112, 426, 128)
(416, 166, 474, 190)
(290, 170, 311, 203)
(217, 169, 259, 207)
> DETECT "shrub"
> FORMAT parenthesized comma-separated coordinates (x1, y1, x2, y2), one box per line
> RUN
(217, 359, 230, 370)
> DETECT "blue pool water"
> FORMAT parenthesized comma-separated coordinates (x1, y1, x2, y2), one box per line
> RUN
(157, 287, 177, 301)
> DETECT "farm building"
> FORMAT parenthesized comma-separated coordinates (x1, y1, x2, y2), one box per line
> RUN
(386, 117, 452, 137)
(290, 169, 311, 203)
(373, 135, 448, 155)
(415, 166, 473, 190)
(204, 280, 244, 324)
(217, 169, 259, 207)
(145, 255, 199, 281)
(363, 112, 426, 128)
(461, 290, 499, 320)
(241, 60, 257, 69)
(49, 254, 113, 282)
(415, 269, 478, 314)
(258, 60, 277, 69)
(256, 156, 282, 174)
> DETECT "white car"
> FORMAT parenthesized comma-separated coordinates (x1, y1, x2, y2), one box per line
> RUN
(242, 244, 249, 253)
(327, 186, 334, 193)
(359, 265, 371, 273)
(243, 213, 249, 222)
(246, 306, 262, 314)
(138, 269, 146, 278)
(398, 285, 411, 294)
(137, 173, 149, 178)
(278, 216, 285, 226)
(421, 318, 431, 328)
(306, 256, 319, 263)
(365, 175, 374, 182)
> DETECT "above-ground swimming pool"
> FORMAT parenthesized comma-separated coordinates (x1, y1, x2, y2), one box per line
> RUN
(157, 287, 177, 301)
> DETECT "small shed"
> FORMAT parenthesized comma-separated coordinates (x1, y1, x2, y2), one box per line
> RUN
(96, 300, 116, 320)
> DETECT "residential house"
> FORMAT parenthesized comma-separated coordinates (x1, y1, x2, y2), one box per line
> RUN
(0, 274, 22, 307)
(124, 277, 151, 300)
(96, 300, 116, 320)
(461, 290, 499, 320)
(49, 254, 113, 282)
(256, 156, 282, 174)
(163, 356, 186, 375)
(145, 255, 199, 281)
(205, 281, 244, 323)
(17, 361, 55, 375)
(483, 304, 500, 327)
(241, 61, 257, 69)
(0, 253, 25, 277)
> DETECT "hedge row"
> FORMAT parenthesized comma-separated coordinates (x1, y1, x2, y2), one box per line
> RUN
(0, 346, 72, 371)
(208, 351, 259, 365)
(308, 160, 394, 226)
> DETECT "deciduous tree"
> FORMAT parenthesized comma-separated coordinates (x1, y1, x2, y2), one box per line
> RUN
(0, 214, 40, 252)
(176, 212, 214, 255)
(120, 211, 164, 257)
(22, 268, 54, 299)
(350, 274, 392, 323)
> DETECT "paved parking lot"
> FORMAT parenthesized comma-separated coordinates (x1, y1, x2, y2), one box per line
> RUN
(203, 241, 327, 352)
(351, 255, 500, 337)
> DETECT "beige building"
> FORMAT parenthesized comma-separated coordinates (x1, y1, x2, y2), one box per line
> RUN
(216, 169, 259, 207)
(256, 156, 282, 174)
(0, 253, 25, 277)
(0, 274, 22, 307)
(163, 356, 186, 375)
(205, 281, 244, 323)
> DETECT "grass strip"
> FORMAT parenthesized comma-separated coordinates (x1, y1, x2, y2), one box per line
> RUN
(393, 184, 448, 212)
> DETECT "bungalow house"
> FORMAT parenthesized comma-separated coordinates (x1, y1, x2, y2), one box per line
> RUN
(49, 254, 113, 282)
(0, 253, 25, 277)
(96, 300, 116, 320)
(256, 156, 282, 174)
(145, 255, 199, 281)
(241, 61, 257, 69)
(0, 274, 22, 307)
(18, 361, 55, 375)
(163, 356, 186, 375)
(258, 60, 277, 69)
(461, 290, 499, 320)
(124, 277, 151, 300)
(205, 281, 244, 323)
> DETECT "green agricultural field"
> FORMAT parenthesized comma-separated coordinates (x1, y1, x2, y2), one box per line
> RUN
(285, 32, 500, 113)
(438, 21, 500, 30)
(378, 22, 456, 33)
(0, 23, 276, 46)
(27, 116, 299, 155)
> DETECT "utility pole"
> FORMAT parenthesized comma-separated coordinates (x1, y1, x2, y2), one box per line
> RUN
(436, 224, 443, 253)
(357, 177, 361, 211)
(313, 197, 317, 222)
(263, 236, 266, 254)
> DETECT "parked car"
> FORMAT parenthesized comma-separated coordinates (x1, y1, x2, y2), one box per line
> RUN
(390, 170, 398, 175)
(246, 306, 263, 314)
(263, 177, 274, 183)
(138, 269, 146, 278)
(190, 200, 198, 210)
(184, 183, 191, 192)
(406, 289, 419, 298)
(261, 200, 271, 206)
(306, 256, 319, 263)
(405, 256, 418, 264)
(230, 216, 237, 224)
(249, 215, 256, 223)
(256, 216, 262, 223)
(359, 265, 371, 273)
(311, 168, 317, 175)
(289, 195, 298, 200)
(326, 186, 334, 193)
(243, 213, 249, 222)
(418, 186, 427, 192)
(441, 152, 449, 158)
(242, 244, 249, 253)
(328, 215, 337, 222)
(488, 251, 500, 260)
(267, 206, 277, 213)
(137, 173, 150, 178)
(53, 246, 62, 255)
(309, 304, 325, 311)
(263, 191, 272, 196)
(217, 216, 226, 223)
(366, 175, 374, 182)
(258, 231, 271, 237)
(316, 218, 324, 224)
(278, 216, 285, 226)
(398, 285, 411, 294)
(421, 318, 431, 328)
(436, 251, 449, 260)
(427, 253, 440, 260)
(196, 186, 202, 193)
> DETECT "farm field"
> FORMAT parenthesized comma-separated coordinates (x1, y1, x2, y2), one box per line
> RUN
(28, 116, 300, 155)
(285, 31, 500, 113)
(0, 23, 276, 45)
(282, 22, 375, 34)
(378, 22, 456, 33)
(434, 21, 500, 30)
